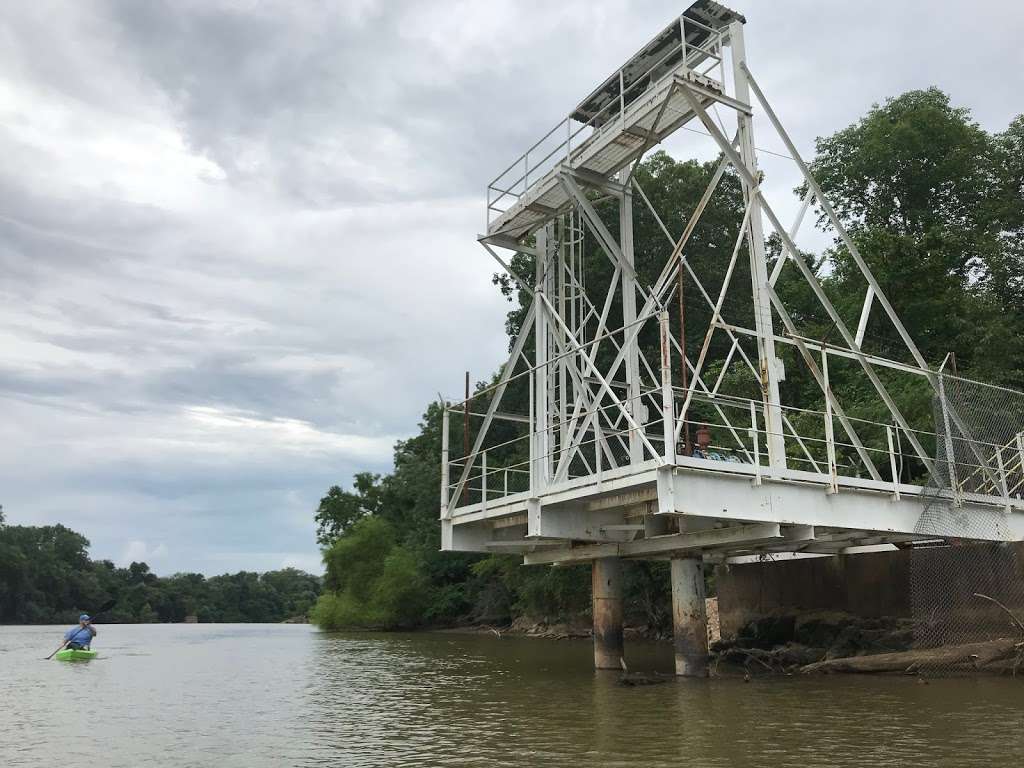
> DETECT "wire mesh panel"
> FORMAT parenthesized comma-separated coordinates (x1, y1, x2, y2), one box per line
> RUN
(911, 374, 1024, 675)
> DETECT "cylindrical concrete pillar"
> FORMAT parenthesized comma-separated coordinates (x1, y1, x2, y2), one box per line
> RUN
(592, 557, 624, 670)
(671, 556, 709, 677)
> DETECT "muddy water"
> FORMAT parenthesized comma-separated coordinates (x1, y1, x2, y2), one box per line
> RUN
(2, 623, 1022, 766)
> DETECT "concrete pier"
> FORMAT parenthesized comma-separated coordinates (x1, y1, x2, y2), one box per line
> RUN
(671, 557, 709, 677)
(592, 557, 624, 669)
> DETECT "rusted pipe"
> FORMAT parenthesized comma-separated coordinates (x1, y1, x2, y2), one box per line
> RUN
(464, 371, 470, 457)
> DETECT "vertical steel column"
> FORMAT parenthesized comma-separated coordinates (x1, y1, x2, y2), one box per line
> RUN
(671, 556, 708, 677)
(463, 371, 470, 458)
(592, 557, 624, 670)
(678, 240, 692, 456)
(481, 450, 488, 513)
(462, 372, 468, 505)
(619, 169, 643, 464)
(529, 347, 537, 497)
(547, 224, 558, 481)
(440, 406, 450, 519)
(558, 216, 569, 461)
(822, 349, 838, 494)
(1017, 432, 1024, 494)
(534, 225, 551, 493)
(659, 310, 677, 464)
(886, 425, 901, 500)
(729, 21, 786, 469)
(937, 371, 961, 506)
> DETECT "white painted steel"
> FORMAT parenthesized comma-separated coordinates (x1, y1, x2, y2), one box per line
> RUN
(443, 3, 1024, 566)
(729, 21, 786, 470)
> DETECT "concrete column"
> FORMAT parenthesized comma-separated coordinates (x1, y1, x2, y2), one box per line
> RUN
(671, 556, 709, 677)
(592, 557, 623, 670)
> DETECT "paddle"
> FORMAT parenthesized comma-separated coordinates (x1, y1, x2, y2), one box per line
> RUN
(45, 598, 116, 660)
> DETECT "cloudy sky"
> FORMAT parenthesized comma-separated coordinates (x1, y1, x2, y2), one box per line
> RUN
(1, 0, 1020, 575)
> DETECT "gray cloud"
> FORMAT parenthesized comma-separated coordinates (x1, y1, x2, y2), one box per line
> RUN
(0, 0, 1021, 574)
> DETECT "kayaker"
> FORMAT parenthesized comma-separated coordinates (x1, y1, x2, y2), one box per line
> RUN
(63, 614, 97, 650)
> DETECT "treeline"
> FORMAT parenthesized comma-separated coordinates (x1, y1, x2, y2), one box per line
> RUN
(311, 88, 1023, 632)
(0, 522, 320, 624)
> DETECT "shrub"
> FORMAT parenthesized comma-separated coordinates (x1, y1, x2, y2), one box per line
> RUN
(312, 516, 430, 630)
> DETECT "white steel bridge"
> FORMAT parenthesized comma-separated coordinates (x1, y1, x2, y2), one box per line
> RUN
(439, 1, 1024, 672)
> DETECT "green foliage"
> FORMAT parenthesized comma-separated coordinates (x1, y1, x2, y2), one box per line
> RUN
(312, 517, 429, 629)
(0, 523, 321, 624)
(467, 555, 591, 624)
(322, 516, 395, 595)
(314, 473, 385, 546)
(308, 592, 365, 629)
(371, 548, 430, 628)
(807, 87, 1024, 388)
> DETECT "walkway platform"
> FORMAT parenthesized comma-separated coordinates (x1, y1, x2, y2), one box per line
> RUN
(443, 455, 1024, 564)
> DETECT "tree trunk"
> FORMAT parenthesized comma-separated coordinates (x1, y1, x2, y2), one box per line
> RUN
(800, 638, 1021, 675)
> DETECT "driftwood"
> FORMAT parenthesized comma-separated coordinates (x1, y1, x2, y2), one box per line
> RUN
(800, 638, 1021, 675)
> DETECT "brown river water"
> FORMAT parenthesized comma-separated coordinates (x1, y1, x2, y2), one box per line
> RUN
(2, 623, 1022, 766)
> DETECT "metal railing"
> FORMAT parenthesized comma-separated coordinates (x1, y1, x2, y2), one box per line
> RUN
(440, 294, 1024, 520)
(441, 372, 1024, 519)
(485, 15, 726, 230)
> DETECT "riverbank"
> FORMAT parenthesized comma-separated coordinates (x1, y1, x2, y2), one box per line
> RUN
(434, 596, 722, 643)
(431, 606, 1024, 678)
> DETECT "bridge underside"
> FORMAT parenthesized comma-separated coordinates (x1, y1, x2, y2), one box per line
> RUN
(443, 458, 1024, 565)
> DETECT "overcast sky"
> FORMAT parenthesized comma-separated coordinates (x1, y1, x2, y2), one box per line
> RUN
(1, 0, 1021, 575)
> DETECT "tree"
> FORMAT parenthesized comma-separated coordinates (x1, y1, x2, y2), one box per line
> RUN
(0, 522, 321, 624)
(314, 473, 385, 546)
(808, 88, 1005, 373)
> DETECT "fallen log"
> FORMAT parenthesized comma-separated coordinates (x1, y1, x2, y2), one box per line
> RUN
(800, 638, 1021, 675)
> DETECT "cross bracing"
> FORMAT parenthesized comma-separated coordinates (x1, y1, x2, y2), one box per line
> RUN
(441, 1, 1024, 564)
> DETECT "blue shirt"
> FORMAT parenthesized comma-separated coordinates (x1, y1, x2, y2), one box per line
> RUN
(64, 626, 94, 647)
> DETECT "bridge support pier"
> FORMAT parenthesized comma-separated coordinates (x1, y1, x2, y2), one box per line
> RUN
(671, 556, 709, 677)
(592, 557, 624, 670)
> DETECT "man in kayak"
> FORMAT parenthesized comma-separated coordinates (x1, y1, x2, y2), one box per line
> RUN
(63, 614, 97, 650)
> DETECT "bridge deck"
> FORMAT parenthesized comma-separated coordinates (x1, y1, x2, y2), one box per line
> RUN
(442, 457, 1024, 563)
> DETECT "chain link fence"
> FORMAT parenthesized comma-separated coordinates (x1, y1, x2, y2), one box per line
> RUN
(911, 373, 1024, 675)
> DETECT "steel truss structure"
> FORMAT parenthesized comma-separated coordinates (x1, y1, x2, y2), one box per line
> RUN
(441, 1, 1024, 566)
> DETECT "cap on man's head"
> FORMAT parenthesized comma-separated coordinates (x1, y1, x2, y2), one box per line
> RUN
(79, 614, 90, 622)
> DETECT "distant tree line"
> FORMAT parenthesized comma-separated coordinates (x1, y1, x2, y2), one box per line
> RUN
(311, 88, 1024, 633)
(0, 522, 321, 624)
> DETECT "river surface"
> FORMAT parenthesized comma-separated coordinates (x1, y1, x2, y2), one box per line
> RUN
(2, 623, 1023, 766)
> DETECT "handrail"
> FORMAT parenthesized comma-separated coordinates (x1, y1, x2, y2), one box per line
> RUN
(446, 375, 1023, 511)
(485, 17, 727, 229)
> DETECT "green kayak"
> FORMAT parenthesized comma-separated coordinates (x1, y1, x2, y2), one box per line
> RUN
(55, 648, 98, 661)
